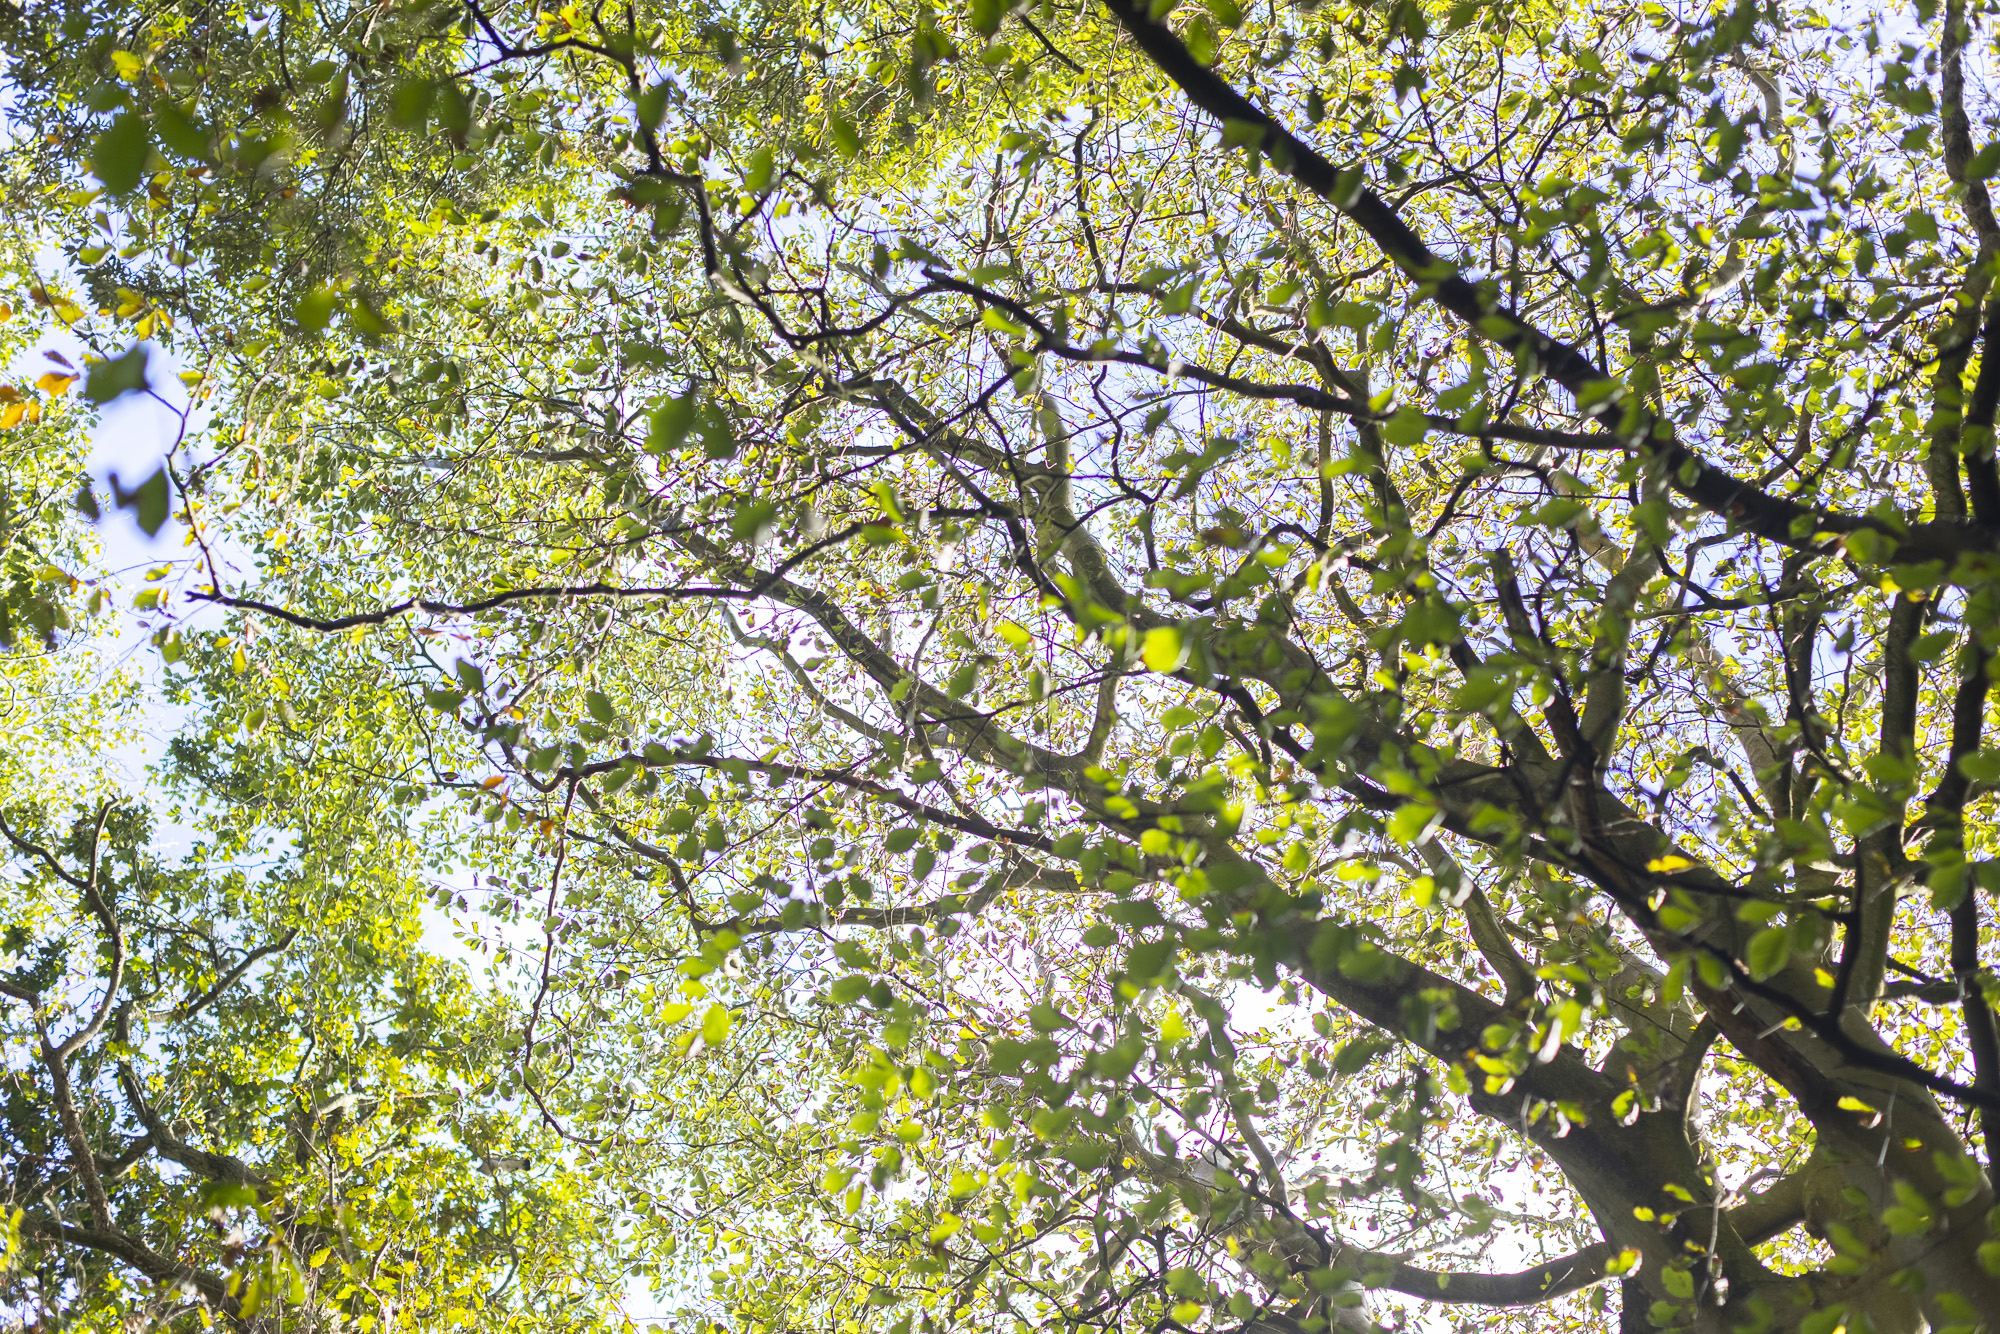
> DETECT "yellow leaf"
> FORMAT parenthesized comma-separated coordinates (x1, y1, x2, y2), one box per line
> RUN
(35, 372, 76, 396)
(0, 403, 23, 429)
(1646, 854, 1695, 873)
(480, 775, 504, 790)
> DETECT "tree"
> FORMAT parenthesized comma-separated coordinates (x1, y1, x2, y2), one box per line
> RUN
(0, 330, 625, 1325)
(7, 0, 2000, 1327)
(0, 780, 634, 1330)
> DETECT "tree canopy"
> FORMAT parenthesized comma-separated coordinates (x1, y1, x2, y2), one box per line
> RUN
(4, 0, 2000, 1327)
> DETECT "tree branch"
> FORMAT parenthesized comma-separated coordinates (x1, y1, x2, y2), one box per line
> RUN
(1093, 0, 1993, 566)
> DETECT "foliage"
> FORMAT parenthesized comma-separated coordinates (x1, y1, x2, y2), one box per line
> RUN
(7, 0, 2000, 1328)
(0, 799, 629, 1331)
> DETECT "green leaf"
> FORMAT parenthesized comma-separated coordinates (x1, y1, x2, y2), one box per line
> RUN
(93, 112, 150, 194)
(968, 0, 1007, 33)
(1745, 925, 1790, 981)
(1386, 803, 1440, 845)
(585, 690, 616, 724)
(700, 1004, 733, 1045)
(109, 465, 170, 536)
(634, 82, 671, 130)
(828, 114, 862, 158)
(1931, 861, 1971, 913)
(391, 78, 435, 129)
(1029, 1002, 1072, 1032)
(1882, 1179, 1933, 1235)
(1380, 406, 1428, 447)
(1530, 497, 1585, 529)
(649, 395, 697, 453)
(1909, 630, 1955, 663)
(731, 498, 776, 543)
(1141, 625, 1188, 673)
(1330, 1036, 1387, 1075)
(294, 287, 339, 334)
(153, 100, 210, 158)
(85, 345, 149, 404)
(1843, 528, 1889, 564)
(1960, 749, 2000, 785)
(198, 1181, 259, 1211)
(1124, 939, 1175, 984)
(698, 404, 737, 460)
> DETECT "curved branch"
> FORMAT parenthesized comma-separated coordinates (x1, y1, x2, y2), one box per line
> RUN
(159, 928, 300, 1024)
(1371, 1242, 1619, 1306)
(191, 578, 756, 631)
(19, 1212, 235, 1311)
(115, 1062, 269, 1189)
(58, 802, 124, 1062)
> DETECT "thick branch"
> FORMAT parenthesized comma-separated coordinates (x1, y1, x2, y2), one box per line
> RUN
(1373, 1242, 1619, 1306)
(1958, 298, 2000, 526)
(1942, 0, 2000, 247)
(19, 1212, 234, 1311)
(116, 1062, 269, 1189)
(160, 929, 300, 1024)
(191, 578, 756, 631)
